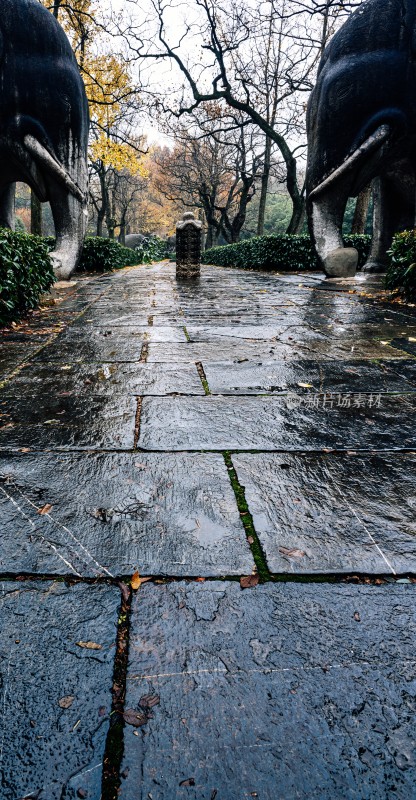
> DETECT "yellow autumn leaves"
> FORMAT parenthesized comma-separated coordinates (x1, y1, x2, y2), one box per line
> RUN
(42, 0, 143, 174)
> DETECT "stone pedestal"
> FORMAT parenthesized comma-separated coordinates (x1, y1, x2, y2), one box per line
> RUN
(176, 212, 202, 278)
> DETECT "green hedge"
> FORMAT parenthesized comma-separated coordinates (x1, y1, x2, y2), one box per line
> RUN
(386, 230, 416, 301)
(77, 237, 140, 272)
(45, 235, 170, 273)
(0, 229, 54, 325)
(202, 234, 371, 272)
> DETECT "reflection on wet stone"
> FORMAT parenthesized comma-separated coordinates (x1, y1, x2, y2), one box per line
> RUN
(233, 452, 416, 574)
(0, 452, 252, 575)
(0, 582, 118, 800)
(120, 582, 416, 799)
(0, 262, 415, 798)
(138, 394, 416, 451)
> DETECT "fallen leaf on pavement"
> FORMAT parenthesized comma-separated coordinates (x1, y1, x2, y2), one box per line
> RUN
(131, 571, 141, 590)
(240, 574, 259, 589)
(76, 641, 102, 650)
(179, 778, 195, 787)
(38, 504, 53, 515)
(58, 695, 74, 709)
(279, 547, 306, 558)
(119, 582, 130, 603)
(123, 708, 148, 727)
(354, 611, 361, 622)
(139, 694, 160, 709)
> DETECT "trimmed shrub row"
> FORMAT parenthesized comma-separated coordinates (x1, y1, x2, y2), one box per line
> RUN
(0, 229, 54, 325)
(202, 234, 371, 272)
(76, 237, 141, 272)
(44, 235, 170, 273)
(386, 230, 416, 301)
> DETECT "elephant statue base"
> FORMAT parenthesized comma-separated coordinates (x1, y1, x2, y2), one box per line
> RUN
(0, 0, 89, 279)
(306, 0, 416, 278)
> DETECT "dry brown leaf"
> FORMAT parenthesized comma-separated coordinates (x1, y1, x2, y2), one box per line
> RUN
(279, 547, 306, 559)
(240, 574, 259, 589)
(58, 695, 74, 709)
(38, 503, 53, 515)
(76, 641, 102, 650)
(131, 571, 141, 590)
(119, 582, 130, 603)
(139, 694, 160, 709)
(353, 611, 361, 622)
(123, 708, 148, 727)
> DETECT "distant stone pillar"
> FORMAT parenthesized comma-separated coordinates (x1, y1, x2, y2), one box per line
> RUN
(176, 212, 202, 278)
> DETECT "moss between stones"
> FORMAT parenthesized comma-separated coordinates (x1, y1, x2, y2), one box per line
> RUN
(223, 452, 270, 582)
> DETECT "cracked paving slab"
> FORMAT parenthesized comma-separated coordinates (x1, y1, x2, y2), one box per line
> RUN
(145, 338, 404, 363)
(381, 359, 416, 386)
(8, 361, 205, 396)
(0, 581, 119, 800)
(137, 394, 416, 451)
(0, 394, 136, 450)
(0, 452, 253, 576)
(120, 581, 416, 800)
(204, 359, 416, 395)
(34, 327, 148, 363)
(0, 343, 40, 380)
(389, 338, 416, 357)
(232, 452, 416, 574)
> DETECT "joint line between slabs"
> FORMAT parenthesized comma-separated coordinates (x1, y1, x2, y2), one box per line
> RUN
(223, 452, 270, 581)
(195, 361, 211, 395)
(134, 397, 143, 449)
(139, 342, 149, 362)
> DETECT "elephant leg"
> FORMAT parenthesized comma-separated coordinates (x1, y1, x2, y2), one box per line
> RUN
(0, 183, 16, 229)
(363, 172, 416, 273)
(309, 181, 358, 278)
(46, 177, 87, 280)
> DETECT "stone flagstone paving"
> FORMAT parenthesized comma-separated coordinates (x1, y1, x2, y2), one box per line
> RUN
(0, 262, 415, 798)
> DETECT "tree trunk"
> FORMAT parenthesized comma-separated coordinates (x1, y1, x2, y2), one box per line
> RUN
(351, 186, 372, 234)
(96, 210, 105, 237)
(205, 224, 215, 249)
(286, 193, 305, 234)
(30, 191, 42, 236)
(257, 136, 272, 236)
(119, 222, 126, 245)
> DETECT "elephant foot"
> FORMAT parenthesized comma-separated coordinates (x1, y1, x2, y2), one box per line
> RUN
(50, 249, 77, 280)
(362, 259, 387, 274)
(323, 247, 358, 278)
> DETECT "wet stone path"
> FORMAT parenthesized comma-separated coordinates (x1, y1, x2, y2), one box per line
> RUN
(0, 262, 415, 799)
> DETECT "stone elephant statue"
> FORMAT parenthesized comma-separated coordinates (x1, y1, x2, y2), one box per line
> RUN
(306, 0, 416, 278)
(0, 0, 89, 279)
